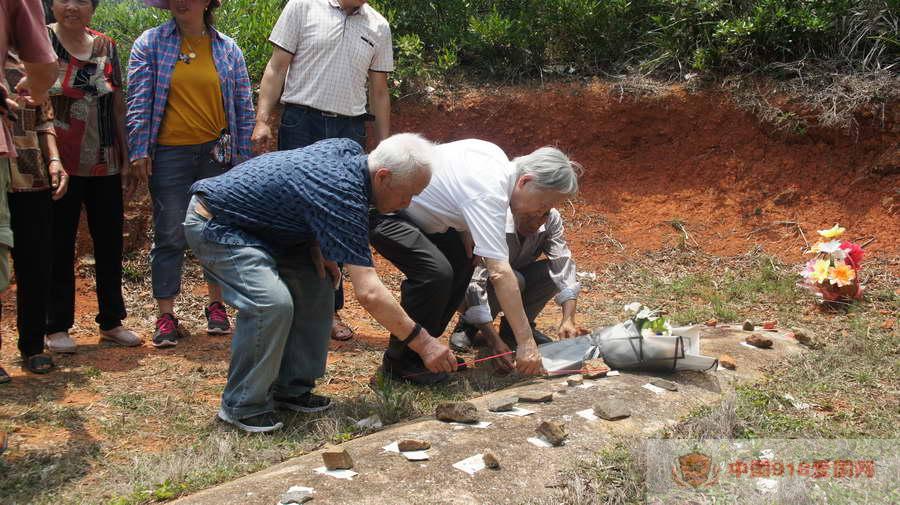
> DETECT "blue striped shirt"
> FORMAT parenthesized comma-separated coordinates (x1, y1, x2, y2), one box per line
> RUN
(190, 138, 374, 266)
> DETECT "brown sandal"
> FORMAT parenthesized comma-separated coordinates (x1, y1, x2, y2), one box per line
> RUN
(331, 316, 354, 341)
(23, 353, 54, 374)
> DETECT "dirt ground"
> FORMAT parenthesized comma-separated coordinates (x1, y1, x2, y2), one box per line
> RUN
(0, 82, 897, 504)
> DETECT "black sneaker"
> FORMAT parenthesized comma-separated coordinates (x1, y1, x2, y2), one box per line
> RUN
(205, 301, 232, 335)
(274, 391, 333, 413)
(217, 409, 283, 433)
(152, 313, 180, 348)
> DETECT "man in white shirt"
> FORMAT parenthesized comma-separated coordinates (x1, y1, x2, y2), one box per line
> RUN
(251, 0, 394, 342)
(370, 140, 581, 384)
(450, 209, 582, 363)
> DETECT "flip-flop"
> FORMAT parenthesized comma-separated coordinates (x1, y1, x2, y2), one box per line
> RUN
(331, 318, 355, 341)
(0, 365, 10, 384)
(23, 353, 54, 374)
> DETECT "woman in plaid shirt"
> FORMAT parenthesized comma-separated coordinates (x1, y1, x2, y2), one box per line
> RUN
(127, 0, 254, 348)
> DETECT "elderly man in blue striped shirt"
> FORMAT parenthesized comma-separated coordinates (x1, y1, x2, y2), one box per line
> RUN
(185, 134, 457, 433)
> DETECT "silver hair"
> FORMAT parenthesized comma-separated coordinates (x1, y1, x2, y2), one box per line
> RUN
(369, 133, 435, 183)
(513, 147, 582, 196)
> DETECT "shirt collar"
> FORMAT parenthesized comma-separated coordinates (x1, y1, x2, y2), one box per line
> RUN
(328, 0, 363, 15)
(163, 18, 222, 40)
(504, 210, 547, 235)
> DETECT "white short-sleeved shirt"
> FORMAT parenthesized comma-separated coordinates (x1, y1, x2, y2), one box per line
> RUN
(404, 139, 518, 261)
(269, 0, 394, 116)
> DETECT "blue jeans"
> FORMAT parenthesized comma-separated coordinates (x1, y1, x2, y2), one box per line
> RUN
(150, 141, 229, 299)
(183, 197, 334, 419)
(279, 105, 367, 314)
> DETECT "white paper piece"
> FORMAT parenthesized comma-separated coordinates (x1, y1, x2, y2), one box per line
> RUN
(717, 365, 728, 371)
(402, 451, 430, 461)
(576, 408, 599, 421)
(313, 467, 357, 480)
(383, 441, 400, 453)
(286, 486, 314, 494)
(355, 415, 383, 429)
(495, 407, 534, 417)
(607, 370, 621, 376)
(642, 383, 667, 395)
(577, 381, 595, 389)
(453, 454, 486, 476)
(450, 421, 492, 429)
(740, 342, 759, 349)
(527, 436, 554, 448)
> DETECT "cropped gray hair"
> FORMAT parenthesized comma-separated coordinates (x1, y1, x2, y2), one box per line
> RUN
(513, 147, 582, 196)
(369, 133, 435, 184)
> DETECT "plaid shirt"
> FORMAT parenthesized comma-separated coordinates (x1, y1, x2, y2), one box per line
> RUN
(126, 20, 254, 163)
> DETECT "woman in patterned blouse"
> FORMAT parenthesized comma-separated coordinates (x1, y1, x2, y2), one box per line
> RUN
(44, 0, 141, 354)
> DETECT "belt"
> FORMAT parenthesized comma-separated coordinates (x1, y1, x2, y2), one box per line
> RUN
(286, 104, 375, 121)
(194, 199, 214, 220)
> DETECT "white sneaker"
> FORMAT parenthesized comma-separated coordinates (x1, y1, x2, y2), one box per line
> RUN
(100, 326, 142, 347)
(45, 331, 77, 354)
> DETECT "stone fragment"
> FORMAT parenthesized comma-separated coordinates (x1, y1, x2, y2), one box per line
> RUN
(705, 318, 717, 327)
(593, 400, 631, 421)
(762, 320, 777, 330)
(483, 451, 500, 469)
(650, 378, 678, 391)
(321, 446, 353, 470)
(518, 390, 554, 403)
(487, 396, 517, 412)
(719, 354, 737, 370)
(280, 490, 314, 504)
(536, 420, 568, 446)
(790, 327, 812, 345)
(583, 358, 610, 379)
(566, 375, 584, 386)
(435, 401, 478, 423)
(746, 333, 773, 349)
(742, 320, 755, 331)
(398, 439, 431, 452)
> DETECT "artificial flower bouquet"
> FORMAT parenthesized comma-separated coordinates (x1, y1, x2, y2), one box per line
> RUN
(800, 224, 864, 303)
(623, 302, 672, 337)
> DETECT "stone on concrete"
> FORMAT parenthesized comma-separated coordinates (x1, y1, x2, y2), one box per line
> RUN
(742, 320, 755, 331)
(705, 318, 718, 327)
(566, 375, 584, 387)
(650, 378, 678, 391)
(593, 400, 630, 421)
(280, 489, 313, 504)
(719, 354, 737, 370)
(398, 439, 431, 452)
(483, 451, 500, 469)
(790, 327, 812, 345)
(746, 333, 773, 349)
(487, 396, 517, 412)
(435, 401, 478, 423)
(583, 358, 609, 379)
(536, 420, 567, 446)
(322, 446, 353, 470)
(519, 390, 554, 403)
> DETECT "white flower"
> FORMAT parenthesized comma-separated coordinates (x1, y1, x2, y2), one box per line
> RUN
(817, 240, 842, 254)
(623, 302, 642, 316)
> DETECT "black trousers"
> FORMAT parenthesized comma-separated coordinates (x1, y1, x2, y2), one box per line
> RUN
(370, 214, 474, 368)
(48, 174, 126, 333)
(9, 190, 53, 357)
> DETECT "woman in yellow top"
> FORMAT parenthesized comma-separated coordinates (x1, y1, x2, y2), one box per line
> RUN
(127, 0, 254, 347)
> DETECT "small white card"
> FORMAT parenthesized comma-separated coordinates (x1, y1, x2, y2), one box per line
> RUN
(450, 421, 492, 429)
(576, 408, 599, 421)
(495, 407, 534, 417)
(453, 454, 486, 476)
(577, 381, 595, 389)
(717, 365, 728, 371)
(740, 342, 758, 349)
(313, 467, 357, 480)
(402, 451, 430, 461)
(642, 383, 667, 395)
(383, 441, 400, 453)
(527, 436, 554, 448)
(607, 370, 621, 376)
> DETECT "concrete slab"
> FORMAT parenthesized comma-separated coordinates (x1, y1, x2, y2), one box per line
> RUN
(172, 327, 802, 505)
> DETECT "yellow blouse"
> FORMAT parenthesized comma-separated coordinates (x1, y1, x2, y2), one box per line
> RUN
(157, 34, 227, 146)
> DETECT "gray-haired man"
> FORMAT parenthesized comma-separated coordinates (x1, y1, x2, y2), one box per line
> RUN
(450, 208, 582, 361)
(370, 140, 581, 384)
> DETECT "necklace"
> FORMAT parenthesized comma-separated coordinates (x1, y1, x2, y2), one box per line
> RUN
(178, 30, 207, 64)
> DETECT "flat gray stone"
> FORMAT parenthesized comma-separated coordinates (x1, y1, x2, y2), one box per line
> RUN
(650, 378, 678, 391)
(487, 396, 517, 412)
(593, 400, 631, 421)
(280, 490, 313, 504)
(566, 375, 584, 386)
(435, 401, 478, 423)
(518, 390, 553, 403)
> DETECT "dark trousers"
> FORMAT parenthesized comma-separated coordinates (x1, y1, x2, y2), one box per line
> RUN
(9, 190, 53, 357)
(49, 174, 126, 333)
(278, 103, 367, 313)
(370, 214, 475, 368)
